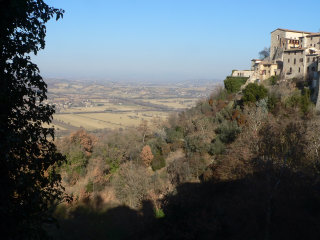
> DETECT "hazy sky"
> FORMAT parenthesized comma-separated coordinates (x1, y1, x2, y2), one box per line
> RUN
(34, 0, 320, 83)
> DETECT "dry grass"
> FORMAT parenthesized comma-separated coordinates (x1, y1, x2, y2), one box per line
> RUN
(59, 103, 150, 113)
(144, 98, 197, 109)
(54, 111, 169, 130)
(43, 123, 67, 131)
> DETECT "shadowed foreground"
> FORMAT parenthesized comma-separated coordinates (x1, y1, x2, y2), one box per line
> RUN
(49, 168, 320, 240)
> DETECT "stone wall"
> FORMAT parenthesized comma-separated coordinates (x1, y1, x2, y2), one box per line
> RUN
(306, 35, 320, 49)
(283, 49, 305, 79)
(270, 29, 311, 63)
(231, 70, 254, 78)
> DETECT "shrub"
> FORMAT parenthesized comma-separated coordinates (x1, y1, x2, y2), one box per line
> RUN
(184, 135, 210, 155)
(188, 154, 208, 179)
(154, 208, 165, 218)
(286, 89, 312, 114)
(85, 180, 94, 193)
(199, 101, 212, 115)
(63, 145, 88, 182)
(300, 88, 312, 114)
(165, 126, 184, 144)
(167, 157, 191, 185)
(286, 91, 301, 108)
(208, 138, 225, 155)
(268, 75, 280, 85)
(267, 93, 279, 112)
(242, 83, 268, 103)
(224, 76, 248, 93)
(113, 162, 150, 208)
(151, 152, 166, 171)
(216, 120, 241, 144)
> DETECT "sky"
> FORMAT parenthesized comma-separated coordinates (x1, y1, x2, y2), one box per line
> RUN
(34, 0, 320, 83)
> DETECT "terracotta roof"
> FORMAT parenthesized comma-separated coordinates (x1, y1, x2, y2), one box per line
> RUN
(271, 28, 315, 34)
(251, 59, 262, 61)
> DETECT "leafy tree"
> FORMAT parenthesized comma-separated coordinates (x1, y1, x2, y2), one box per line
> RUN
(242, 83, 268, 103)
(224, 76, 248, 93)
(151, 152, 166, 171)
(208, 137, 225, 155)
(215, 120, 241, 143)
(0, 0, 64, 238)
(268, 75, 280, 86)
(165, 126, 184, 144)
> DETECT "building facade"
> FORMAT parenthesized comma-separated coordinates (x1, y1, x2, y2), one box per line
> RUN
(231, 28, 320, 91)
(231, 70, 254, 78)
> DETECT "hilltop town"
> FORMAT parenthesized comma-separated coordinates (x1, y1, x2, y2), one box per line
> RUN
(233, 28, 320, 107)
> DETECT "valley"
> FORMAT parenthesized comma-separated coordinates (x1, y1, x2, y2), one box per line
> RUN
(45, 79, 219, 136)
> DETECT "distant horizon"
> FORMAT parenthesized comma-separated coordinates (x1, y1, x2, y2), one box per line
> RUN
(44, 76, 223, 85)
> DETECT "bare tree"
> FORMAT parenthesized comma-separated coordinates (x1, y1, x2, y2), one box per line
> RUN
(259, 47, 270, 60)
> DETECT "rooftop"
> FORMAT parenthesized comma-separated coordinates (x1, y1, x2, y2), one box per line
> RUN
(271, 28, 315, 34)
(306, 33, 320, 37)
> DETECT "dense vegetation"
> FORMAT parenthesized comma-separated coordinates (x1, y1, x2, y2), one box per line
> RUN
(224, 76, 248, 93)
(50, 81, 320, 239)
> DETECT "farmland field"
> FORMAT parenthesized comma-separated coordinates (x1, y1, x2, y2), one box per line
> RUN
(46, 79, 219, 136)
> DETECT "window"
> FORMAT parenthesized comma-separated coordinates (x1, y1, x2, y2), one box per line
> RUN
(307, 57, 310, 63)
(290, 67, 292, 72)
(300, 58, 303, 62)
(294, 52, 296, 55)
(294, 59, 296, 64)
(288, 59, 290, 63)
(277, 35, 279, 40)
(313, 57, 316, 62)
(307, 67, 309, 72)
(299, 67, 300, 73)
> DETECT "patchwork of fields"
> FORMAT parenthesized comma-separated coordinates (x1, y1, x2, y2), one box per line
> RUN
(45, 79, 218, 135)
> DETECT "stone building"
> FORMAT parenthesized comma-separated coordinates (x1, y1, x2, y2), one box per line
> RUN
(305, 33, 320, 49)
(230, 28, 320, 90)
(257, 61, 278, 81)
(267, 28, 320, 81)
(282, 45, 319, 81)
(270, 28, 313, 62)
(251, 59, 262, 71)
(231, 70, 254, 78)
(282, 48, 305, 79)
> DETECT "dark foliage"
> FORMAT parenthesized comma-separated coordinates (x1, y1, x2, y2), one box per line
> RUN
(0, 0, 65, 238)
(242, 83, 268, 103)
(51, 170, 320, 240)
